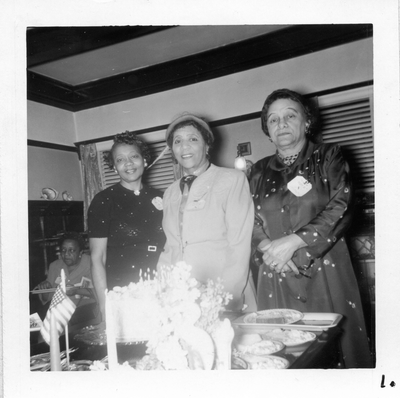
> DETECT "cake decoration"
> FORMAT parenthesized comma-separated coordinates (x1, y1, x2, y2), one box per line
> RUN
(100, 261, 234, 370)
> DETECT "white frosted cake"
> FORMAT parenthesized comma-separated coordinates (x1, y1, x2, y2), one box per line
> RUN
(96, 262, 234, 370)
(107, 278, 161, 343)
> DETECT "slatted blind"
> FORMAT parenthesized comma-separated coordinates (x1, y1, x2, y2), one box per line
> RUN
(98, 139, 175, 192)
(318, 87, 374, 192)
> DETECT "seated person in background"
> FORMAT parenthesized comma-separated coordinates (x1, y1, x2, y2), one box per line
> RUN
(34, 232, 98, 326)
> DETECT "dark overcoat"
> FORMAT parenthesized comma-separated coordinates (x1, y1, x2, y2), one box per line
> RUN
(249, 139, 373, 368)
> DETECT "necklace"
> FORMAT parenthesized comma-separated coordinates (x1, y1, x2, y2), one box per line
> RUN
(119, 182, 142, 195)
(278, 151, 300, 166)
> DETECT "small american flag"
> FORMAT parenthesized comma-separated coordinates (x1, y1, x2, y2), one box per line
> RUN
(40, 285, 76, 345)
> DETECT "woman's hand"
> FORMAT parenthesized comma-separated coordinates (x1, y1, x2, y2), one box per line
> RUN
(259, 235, 307, 274)
(280, 259, 300, 275)
(36, 280, 52, 290)
(35, 280, 53, 303)
(257, 238, 272, 251)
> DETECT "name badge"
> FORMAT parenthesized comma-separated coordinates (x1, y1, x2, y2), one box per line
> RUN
(287, 175, 312, 197)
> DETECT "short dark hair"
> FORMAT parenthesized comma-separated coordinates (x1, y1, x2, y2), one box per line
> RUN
(59, 232, 85, 252)
(261, 88, 319, 139)
(105, 131, 151, 170)
(166, 119, 214, 157)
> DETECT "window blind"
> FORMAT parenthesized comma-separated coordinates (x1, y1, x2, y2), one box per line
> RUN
(318, 87, 374, 192)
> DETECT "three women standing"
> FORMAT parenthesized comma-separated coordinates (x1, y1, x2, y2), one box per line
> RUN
(86, 95, 372, 367)
(249, 89, 373, 367)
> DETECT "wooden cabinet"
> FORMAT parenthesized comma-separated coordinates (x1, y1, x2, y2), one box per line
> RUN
(28, 200, 85, 290)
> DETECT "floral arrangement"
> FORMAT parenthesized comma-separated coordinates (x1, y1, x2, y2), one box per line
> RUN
(90, 262, 234, 371)
(136, 261, 233, 370)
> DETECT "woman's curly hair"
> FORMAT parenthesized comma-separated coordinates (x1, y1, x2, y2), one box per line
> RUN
(261, 89, 320, 140)
(104, 131, 151, 170)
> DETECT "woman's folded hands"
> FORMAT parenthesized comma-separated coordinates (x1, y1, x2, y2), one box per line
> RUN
(258, 235, 307, 275)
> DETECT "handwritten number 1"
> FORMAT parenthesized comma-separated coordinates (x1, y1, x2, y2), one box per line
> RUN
(381, 375, 396, 388)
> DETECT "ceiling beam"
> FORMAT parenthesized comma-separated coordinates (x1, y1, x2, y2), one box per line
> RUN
(27, 26, 174, 67)
(27, 24, 372, 112)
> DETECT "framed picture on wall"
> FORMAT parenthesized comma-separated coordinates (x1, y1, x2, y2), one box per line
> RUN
(238, 142, 251, 156)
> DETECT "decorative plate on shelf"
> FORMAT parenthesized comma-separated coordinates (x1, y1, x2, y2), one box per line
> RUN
(243, 309, 303, 325)
(62, 191, 73, 201)
(40, 187, 58, 200)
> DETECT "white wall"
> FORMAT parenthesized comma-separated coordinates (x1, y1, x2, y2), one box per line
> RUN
(27, 102, 82, 200)
(27, 100, 77, 145)
(73, 38, 373, 143)
(213, 119, 276, 168)
(28, 146, 83, 201)
(26, 38, 372, 198)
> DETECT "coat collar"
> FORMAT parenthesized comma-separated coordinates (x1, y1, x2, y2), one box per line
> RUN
(170, 163, 217, 201)
(268, 139, 317, 171)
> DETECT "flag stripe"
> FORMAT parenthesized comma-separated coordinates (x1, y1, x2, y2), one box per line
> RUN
(40, 285, 76, 345)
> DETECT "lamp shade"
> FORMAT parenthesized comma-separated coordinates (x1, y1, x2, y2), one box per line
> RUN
(234, 156, 247, 171)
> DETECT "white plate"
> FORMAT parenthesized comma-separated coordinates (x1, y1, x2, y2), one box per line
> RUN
(262, 328, 316, 346)
(244, 309, 303, 325)
(239, 354, 290, 370)
(236, 339, 285, 356)
(233, 312, 343, 332)
(262, 329, 317, 353)
(30, 352, 51, 371)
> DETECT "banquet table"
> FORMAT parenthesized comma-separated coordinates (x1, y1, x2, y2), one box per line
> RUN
(30, 311, 342, 370)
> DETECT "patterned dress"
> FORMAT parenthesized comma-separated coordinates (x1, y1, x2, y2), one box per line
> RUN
(249, 139, 373, 368)
(88, 183, 165, 289)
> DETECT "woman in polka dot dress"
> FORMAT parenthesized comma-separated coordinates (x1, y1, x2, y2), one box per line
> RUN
(249, 89, 372, 368)
(88, 131, 165, 322)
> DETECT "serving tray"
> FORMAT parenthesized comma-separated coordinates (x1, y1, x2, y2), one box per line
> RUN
(233, 312, 343, 332)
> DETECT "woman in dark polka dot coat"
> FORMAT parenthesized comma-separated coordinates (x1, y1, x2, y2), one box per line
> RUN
(88, 131, 165, 323)
(249, 89, 373, 368)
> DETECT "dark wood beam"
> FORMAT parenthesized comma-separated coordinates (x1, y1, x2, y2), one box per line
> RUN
(27, 24, 372, 112)
(27, 26, 174, 67)
(28, 139, 78, 153)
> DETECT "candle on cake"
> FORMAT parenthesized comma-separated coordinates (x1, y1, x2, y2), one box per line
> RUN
(105, 290, 118, 370)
